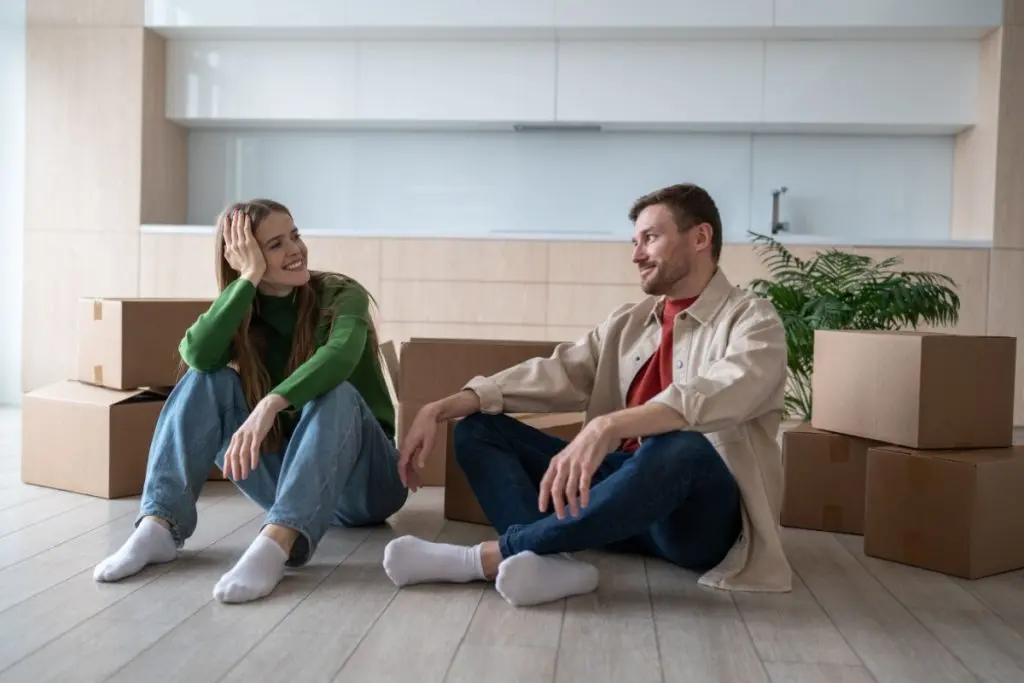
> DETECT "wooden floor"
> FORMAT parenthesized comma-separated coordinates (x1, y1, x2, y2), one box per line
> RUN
(1, 407, 1023, 683)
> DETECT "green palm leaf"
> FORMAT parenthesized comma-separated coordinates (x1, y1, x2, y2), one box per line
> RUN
(746, 231, 960, 420)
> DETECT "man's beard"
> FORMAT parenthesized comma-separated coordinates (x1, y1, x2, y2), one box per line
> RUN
(640, 261, 690, 295)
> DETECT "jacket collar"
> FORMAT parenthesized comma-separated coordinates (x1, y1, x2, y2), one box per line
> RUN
(646, 267, 735, 326)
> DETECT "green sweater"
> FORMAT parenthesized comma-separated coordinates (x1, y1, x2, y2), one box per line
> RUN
(178, 273, 395, 440)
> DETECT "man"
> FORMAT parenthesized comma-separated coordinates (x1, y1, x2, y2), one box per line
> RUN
(383, 183, 793, 607)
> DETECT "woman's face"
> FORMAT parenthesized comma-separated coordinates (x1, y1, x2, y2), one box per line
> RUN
(256, 211, 309, 290)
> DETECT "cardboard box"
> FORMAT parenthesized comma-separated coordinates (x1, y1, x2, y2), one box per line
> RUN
(811, 330, 1016, 449)
(76, 297, 213, 390)
(863, 444, 1024, 579)
(444, 412, 585, 525)
(397, 338, 561, 486)
(22, 381, 168, 499)
(781, 423, 882, 534)
(379, 339, 399, 401)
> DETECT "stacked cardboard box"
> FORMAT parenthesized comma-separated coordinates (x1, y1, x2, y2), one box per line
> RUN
(782, 329, 1024, 579)
(21, 297, 213, 498)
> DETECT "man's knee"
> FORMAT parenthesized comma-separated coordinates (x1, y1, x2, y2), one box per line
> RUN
(637, 430, 725, 476)
(452, 412, 497, 468)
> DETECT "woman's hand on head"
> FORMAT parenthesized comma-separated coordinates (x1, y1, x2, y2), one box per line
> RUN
(223, 209, 267, 284)
(222, 394, 288, 481)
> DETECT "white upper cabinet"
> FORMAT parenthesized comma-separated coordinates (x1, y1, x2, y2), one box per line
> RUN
(355, 41, 556, 122)
(763, 41, 979, 127)
(165, 37, 981, 131)
(156, 0, 989, 131)
(556, 41, 763, 123)
(165, 41, 358, 122)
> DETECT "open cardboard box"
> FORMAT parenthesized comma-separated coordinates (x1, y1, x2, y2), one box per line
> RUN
(443, 411, 585, 525)
(22, 381, 170, 498)
(393, 337, 563, 486)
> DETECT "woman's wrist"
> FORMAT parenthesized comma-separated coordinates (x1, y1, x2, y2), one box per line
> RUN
(259, 393, 291, 414)
(241, 267, 265, 286)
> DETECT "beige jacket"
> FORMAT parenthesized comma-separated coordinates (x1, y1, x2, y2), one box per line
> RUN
(464, 268, 793, 593)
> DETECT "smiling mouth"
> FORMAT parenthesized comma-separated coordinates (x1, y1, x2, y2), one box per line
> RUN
(283, 260, 305, 272)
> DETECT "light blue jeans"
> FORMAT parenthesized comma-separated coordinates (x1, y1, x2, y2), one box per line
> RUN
(137, 367, 408, 566)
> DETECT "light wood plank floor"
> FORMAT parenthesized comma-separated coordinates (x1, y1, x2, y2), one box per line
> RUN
(1, 407, 1022, 683)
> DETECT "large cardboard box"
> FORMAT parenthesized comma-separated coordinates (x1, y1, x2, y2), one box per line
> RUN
(443, 412, 585, 525)
(397, 338, 561, 486)
(863, 444, 1024, 579)
(781, 423, 882, 534)
(76, 297, 212, 390)
(811, 330, 1016, 449)
(22, 381, 168, 499)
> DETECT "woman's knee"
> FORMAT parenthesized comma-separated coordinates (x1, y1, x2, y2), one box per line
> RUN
(179, 366, 241, 389)
(306, 381, 362, 413)
(168, 367, 242, 409)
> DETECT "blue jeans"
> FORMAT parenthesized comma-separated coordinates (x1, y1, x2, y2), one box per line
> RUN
(137, 367, 408, 566)
(454, 413, 742, 572)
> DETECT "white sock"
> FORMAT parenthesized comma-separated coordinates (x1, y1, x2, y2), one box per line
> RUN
(213, 535, 288, 604)
(382, 535, 485, 587)
(93, 517, 178, 582)
(495, 551, 599, 607)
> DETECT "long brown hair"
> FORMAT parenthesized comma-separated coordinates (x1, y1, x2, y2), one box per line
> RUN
(213, 199, 381, 451)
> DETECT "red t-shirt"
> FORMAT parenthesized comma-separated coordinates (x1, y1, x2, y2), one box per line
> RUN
(620, 296, 698, 453)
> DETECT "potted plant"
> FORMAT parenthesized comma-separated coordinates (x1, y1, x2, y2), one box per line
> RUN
(746, 232, 961, 421)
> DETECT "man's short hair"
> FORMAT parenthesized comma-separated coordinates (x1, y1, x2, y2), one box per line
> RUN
(628, 184, 723, 262)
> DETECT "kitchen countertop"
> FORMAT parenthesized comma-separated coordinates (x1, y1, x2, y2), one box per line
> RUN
(140, 223, 994, 249)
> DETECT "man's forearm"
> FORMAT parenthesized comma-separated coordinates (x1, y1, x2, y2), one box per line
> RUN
(596, 401, 688, 442)
(429, 389, 483, 423)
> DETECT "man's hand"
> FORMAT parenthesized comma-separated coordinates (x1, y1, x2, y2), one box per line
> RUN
(397, 403, 442, 491)
(538, 416, 617, 519)
(397, 389, 483, 491)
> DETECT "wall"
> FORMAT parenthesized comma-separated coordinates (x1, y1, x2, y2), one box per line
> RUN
(0, 0, 26, 405)
(21, 0, 1024, 424)
(22, 2, 186, 394)
(184, 129, 956, 244)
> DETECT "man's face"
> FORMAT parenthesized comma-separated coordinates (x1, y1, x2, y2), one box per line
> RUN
(631, 204, 697, 296)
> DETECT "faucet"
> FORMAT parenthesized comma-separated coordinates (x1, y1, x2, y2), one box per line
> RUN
(771, 186, 789, 235)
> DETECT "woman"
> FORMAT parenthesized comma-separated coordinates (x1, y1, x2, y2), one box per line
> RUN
(93, 199, 407, 604)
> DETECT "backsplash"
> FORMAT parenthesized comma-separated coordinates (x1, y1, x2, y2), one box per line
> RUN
(186, 129, 955, 243)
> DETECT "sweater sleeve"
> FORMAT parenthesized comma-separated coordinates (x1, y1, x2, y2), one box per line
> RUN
(269, 282, 371, 409)
(178, 278, 257, 372)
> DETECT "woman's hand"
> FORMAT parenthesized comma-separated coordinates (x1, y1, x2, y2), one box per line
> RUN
(398, 403, 442, 492)
(538, 417, 617, 519)
(223, 209, 267, 283)
(223, 394, 288, 480)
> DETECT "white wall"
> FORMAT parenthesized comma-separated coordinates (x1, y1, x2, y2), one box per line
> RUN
(0, 0, 25, 404)
(184, 129, 955, 244)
